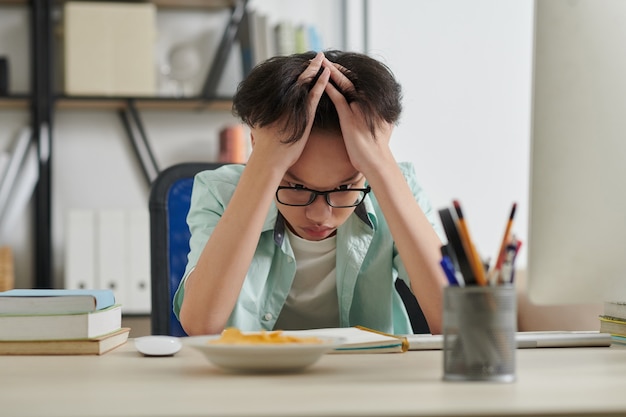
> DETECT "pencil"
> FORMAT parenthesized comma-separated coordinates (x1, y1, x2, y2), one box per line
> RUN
(452, 200, 487, 286)
(491, 203, 517, 283)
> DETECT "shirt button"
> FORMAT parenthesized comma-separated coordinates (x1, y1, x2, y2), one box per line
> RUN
(263, 313, 273, 321)
(287, 257, 294, 263)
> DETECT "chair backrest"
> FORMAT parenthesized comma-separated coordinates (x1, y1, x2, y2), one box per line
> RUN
(149, 161, 430, 335)
(149, 162, 224, 336)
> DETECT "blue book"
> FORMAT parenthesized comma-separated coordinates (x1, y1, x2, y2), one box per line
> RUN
(0, 289, 115, 315)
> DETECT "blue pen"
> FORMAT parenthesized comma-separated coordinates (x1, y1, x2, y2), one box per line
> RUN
(440, 256, 461, 286)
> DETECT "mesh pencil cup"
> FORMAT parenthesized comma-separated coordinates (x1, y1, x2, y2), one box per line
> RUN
(442, 285, 517, 382)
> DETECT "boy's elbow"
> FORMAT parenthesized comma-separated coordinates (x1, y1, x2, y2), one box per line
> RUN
(179, 306, 225, 336)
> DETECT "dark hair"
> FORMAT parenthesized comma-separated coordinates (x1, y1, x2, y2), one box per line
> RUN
(232, 50, 402, 143)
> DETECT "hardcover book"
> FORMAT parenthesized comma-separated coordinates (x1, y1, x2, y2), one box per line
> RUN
(0, 304, 122, 341)
(283, 326, 408, 353)
(603, 301, 626, 320)
(0, 327, 130, 355)
(0, 288, 115, 315)
(599, 315, 626, 337)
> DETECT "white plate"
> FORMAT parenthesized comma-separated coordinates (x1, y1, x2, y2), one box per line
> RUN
(186, 335, 343, 373)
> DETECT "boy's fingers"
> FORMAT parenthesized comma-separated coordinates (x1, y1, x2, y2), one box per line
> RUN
(297, 52, 325, 83)
(307, 67, 330, 114)
(322, 58, 355, 93)
(324, 81, 350, 114)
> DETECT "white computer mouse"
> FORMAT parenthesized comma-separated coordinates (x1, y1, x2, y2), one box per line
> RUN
(134, 335, 182, 357)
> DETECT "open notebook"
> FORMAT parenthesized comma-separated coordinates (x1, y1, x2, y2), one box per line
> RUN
(404, 331, 613, 350)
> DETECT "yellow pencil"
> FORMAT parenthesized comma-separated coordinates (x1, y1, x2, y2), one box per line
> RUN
(452, 200, 487, 286)
(492, 203, 518, 284)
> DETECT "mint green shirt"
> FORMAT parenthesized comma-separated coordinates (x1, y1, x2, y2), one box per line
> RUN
(173, 162, 441, 334)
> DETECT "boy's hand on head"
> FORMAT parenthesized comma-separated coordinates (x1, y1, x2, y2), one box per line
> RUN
(322, 58, 395, 175)
(249, 52, 330, 173)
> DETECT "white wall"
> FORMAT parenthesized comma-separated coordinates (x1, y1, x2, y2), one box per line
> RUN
(365, 0, 534, 267)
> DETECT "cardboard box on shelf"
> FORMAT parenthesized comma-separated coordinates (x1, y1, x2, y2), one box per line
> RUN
(63, 2, 157, 96)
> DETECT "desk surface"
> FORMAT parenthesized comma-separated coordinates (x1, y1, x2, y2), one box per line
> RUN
(2, 339, 626, 417)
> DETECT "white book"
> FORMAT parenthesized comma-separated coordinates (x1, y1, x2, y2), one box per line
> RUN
(603, 301, 626, 320)
(0, 151, 10, 183)
(97, 210, 128, 309)
(274, 21, 296, 56)
(0, 305, 122, 341)
(0, 141, 38, 240)
(263, 14, 276, 59)
(126, 209, 151, 314)
(284, 327, 406, 353)
(65, 209, 96, 291)
(251, 10, 269, 65)
(0, 127, 31, 221)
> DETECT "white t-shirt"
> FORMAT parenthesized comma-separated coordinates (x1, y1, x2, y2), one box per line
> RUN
(273, 228, 340, 330)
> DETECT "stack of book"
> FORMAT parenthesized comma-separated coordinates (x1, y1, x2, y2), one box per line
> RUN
(599, 301, 626, 345)
(0, 289, 129, 355)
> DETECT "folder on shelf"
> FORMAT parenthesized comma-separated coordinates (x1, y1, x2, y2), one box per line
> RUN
(97, 210, 129, 309)
(127, 209, 151, 314)
(0, 136, 39, 240)
(65, 210, 97, 291)
(0, 127, 32, 228)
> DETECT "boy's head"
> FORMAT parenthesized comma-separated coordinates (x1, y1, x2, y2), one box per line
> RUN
(232, 50, 403, 143)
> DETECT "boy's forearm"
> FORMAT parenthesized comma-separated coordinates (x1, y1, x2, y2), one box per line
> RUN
(180, 157, 284, 335)
(364, 159, 447, 334)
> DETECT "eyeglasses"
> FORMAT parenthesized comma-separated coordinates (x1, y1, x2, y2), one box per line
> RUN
(276, 185, 371, 208)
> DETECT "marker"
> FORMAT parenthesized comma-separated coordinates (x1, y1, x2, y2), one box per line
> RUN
(438, 207, 476, 285)
(440, 255, 461, 286)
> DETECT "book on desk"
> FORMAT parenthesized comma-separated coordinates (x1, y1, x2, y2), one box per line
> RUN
(0, 288, 115, 315)
(0, 288, 128, 355)
(284, 326, 408, 353)
(0, 328, 130, 355)
(598, 300, 626, 344)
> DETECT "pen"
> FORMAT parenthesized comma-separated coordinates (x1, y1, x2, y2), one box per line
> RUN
(488, 202, 517, 284)
(500, 236, 521, 284)
(452, 200, 487, 286)
(440, 255, 462, 286)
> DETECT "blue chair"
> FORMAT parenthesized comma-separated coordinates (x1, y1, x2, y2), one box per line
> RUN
(149, 162, 223, 336)
(149, 162, 429, 336)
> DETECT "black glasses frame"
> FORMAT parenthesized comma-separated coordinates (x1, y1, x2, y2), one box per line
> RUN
(275, 185, 371, 208)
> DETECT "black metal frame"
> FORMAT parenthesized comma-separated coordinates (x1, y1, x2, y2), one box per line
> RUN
(118, 100, 160, 186)
(121, 0, 249, 188)
(25, 0, 248, 287)
(31, 0, 54, 288)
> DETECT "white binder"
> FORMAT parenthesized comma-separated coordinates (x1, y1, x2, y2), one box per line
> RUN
(97, 210, 128, 309)
(65, 210, 96, 291)
(126, 209, 151, 314)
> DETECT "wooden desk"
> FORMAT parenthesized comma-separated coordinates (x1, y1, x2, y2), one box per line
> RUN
(2, 340, 626, 417)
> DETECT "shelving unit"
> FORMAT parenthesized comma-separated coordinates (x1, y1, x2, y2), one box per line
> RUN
(0, 0, 248, 289)
(0, 95, 29, 109)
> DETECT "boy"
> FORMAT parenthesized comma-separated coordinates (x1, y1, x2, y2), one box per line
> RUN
(175, 50, 447, 335)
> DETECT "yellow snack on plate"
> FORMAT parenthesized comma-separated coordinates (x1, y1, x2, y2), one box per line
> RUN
(208, 327, 322, 345)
